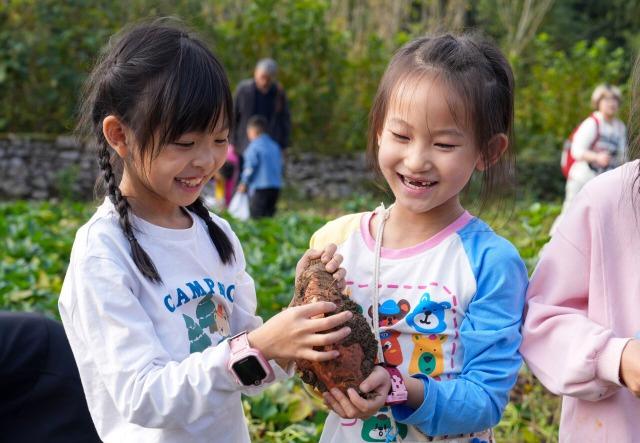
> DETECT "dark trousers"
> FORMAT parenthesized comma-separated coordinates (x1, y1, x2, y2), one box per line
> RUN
(250, 188, 280, 218)
(0, 312, 101, 442)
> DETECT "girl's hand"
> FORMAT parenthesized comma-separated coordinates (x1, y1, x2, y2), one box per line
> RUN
(595, 151, 612, 168)
(322, 365, 391, 419)
(248, 302, 353, 362)
(620, 339, 640, 397)
(295, 243, 346, 293)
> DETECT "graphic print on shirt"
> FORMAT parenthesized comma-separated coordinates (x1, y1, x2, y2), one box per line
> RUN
(360, 409, 408, 442)
(196, 294, 218, 333)
(214, 303, 231, 340)
(409, 333, 447, 377)
(164, 276, 236, 353)
(406, 292, 451, 333)
(183, 314, 213, 353)
(380, 330, 403, 367)
(368, 299, 411, 327)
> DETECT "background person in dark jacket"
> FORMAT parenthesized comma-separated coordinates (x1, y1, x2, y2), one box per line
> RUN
(237, 115, 283, 218)
(231, 58, 291, 159)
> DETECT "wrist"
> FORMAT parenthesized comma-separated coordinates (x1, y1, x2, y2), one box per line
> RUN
(228, 331, 275, 386)
(404, 375, 425, 409)
(599, 337, 632, 386)
(247, 328, 274, 360)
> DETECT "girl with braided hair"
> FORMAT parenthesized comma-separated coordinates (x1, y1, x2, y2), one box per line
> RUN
(58, 19, 352, 443)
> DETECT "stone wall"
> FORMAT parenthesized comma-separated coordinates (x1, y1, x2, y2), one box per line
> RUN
(0, 135, 99, 200)
(0, 135, 374, 200)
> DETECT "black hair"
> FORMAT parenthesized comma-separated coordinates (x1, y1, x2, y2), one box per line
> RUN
(367, 33, 515, 209)
(78, 19, 235, 283)
(247, 115, 268, 134)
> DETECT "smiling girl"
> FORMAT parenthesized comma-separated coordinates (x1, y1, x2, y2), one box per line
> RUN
(310, 34, 528, 443)
(58, 20, 351, 443)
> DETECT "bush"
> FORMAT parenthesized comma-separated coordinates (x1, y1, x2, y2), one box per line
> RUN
(0, 0, 392, 155)
(516, 156, 565, 202)
(514, 34, 629, 161)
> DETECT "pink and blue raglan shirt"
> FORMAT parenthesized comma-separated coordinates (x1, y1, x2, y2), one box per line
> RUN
(311, 210, 528, 443)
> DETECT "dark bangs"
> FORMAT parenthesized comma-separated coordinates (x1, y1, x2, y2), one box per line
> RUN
(129, 29, 233, 159)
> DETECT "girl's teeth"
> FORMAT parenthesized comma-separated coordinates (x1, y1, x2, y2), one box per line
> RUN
(177, 178, 202, 187)
(402, 175, 434, 188)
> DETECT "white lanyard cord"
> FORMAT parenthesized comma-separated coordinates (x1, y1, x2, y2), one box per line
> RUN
(371, 203, 402, 443)
(372, 203, 390, 364)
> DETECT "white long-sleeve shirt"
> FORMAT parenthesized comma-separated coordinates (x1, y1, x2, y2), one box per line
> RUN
(59, 198, 288, 442)
(569, 111, 626, 180)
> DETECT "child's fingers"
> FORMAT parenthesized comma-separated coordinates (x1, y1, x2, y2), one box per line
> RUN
(308, 326, 351, 347)
(295, 301, 338, 318)
(359, 366, 390, 393)
(323, 392, 347, 417)
(320, 243, 338, 263)
(308, 310, 352, 332)
(330, 388, 359, 418)
(300, 348, 340, 362)
(304, 247, 324, 260)
(295, 248, 323, 282)
(347, 388, 375, 413)
(331, 267, 346, 284)
(324, 253, 343, 273)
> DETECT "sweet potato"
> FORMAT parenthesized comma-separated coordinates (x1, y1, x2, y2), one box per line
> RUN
(292, 259, 378, 397)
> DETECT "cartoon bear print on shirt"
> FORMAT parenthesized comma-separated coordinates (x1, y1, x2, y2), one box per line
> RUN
(406, 292, 451, 334)
(380, 330, 403, 367)
(409, 333, 447, 377)
(214, 303, 231, 341)
(368, 299, 410, 327)
(360, 409, 408, 442)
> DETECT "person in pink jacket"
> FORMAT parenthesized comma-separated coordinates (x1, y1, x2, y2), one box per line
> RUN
(521, 57, 640, 442)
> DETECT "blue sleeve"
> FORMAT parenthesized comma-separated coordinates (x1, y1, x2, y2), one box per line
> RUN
(392, 230, 528, 436)
(240, 143, 259, 185)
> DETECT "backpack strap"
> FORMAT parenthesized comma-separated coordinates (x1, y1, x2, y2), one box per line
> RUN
(588, 113, 600, 150)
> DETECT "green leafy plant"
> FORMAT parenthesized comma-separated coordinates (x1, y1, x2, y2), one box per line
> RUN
(1, 198, 564, 441)
(244, 378, 327, 442)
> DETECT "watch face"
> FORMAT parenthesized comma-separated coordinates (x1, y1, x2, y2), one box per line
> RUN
(232, 356, 267, 386)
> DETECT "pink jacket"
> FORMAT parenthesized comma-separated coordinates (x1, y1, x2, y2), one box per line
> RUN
(521, 160, 640, 442)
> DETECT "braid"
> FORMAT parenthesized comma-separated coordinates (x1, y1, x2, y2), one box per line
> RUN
(187, 197, 235, 265)
(98, 140, 162, 283)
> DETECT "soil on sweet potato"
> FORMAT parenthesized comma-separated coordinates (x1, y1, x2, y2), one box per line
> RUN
(293, 259, 378, 398)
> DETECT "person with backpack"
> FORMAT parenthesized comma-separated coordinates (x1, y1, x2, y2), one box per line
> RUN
(553, 84, 627, 234)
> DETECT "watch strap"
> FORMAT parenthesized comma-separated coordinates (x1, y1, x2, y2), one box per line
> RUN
(229, 331, 250, 353)
(384, 366, 408, 406)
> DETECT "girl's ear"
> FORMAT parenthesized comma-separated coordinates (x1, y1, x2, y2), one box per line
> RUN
(476, 133, 508, 171)
(103, 115, 131, 159)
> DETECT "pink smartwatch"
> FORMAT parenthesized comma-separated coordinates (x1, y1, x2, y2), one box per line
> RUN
(227, 331, 275, 386)
(384, 366, 408, 406)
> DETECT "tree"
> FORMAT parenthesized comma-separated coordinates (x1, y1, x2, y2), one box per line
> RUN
(496, 0, 555, 58)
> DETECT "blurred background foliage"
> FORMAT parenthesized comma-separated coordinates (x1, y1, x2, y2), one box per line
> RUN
(2, 1, 639, 441)
(1, 1, 638, 169)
